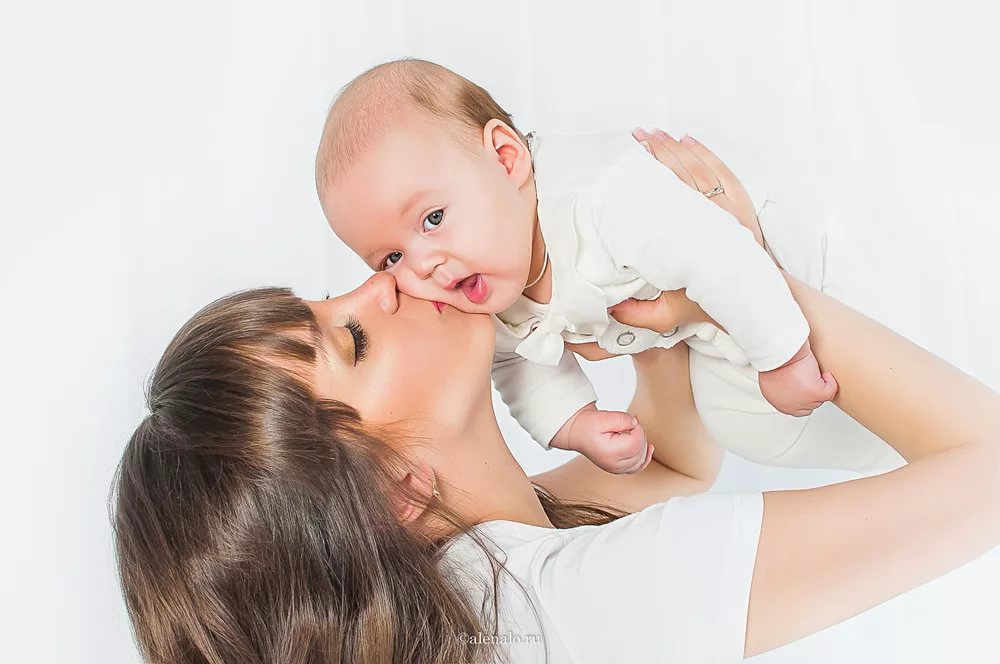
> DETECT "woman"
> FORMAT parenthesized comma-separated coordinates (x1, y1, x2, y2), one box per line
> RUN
(112, 141, 1000, 663)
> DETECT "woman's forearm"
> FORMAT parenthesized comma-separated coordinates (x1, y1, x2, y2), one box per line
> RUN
(529, 344, 724, 515)
(784, 271, 1000, 461)
(629, 344, 723, 483)
(746, 273, 1000, 656)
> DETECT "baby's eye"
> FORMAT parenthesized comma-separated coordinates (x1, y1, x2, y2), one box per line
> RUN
(381, 251, 403, 270)
(422, 209, 444, 231)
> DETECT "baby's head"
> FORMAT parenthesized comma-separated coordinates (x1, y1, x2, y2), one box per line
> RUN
(315, 59, 538, 314)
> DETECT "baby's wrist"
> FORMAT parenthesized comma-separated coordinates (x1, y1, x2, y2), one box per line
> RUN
(767, 340, 812, 373)
(548, 402, 598, 451)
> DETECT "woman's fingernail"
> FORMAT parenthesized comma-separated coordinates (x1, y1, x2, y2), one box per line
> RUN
(632, 416, 639, 426)
(680, 135, 695, 145)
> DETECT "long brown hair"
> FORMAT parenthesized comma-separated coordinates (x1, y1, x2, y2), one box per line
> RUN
(112, 287, 624, 663)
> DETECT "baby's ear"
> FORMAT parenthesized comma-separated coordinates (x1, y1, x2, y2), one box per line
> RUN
(483, 119, 532, 186)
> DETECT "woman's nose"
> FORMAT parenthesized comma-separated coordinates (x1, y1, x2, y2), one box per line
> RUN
(362, 271, 399, 314)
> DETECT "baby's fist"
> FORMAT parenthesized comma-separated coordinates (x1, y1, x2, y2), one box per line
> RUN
(561, 409, 653, 475)
(759, 341, 838, 417)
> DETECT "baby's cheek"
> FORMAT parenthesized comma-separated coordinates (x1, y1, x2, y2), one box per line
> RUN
(487, 278, 526, 314)
(393, 271, 441, 301)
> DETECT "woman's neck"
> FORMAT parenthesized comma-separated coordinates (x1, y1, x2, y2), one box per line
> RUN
(436, 388, 554, 530)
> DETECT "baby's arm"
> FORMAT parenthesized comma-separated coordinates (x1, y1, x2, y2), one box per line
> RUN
(493, 349, 652, 474)
(593, 141, 833, 414)
(594, 143, 808, 371)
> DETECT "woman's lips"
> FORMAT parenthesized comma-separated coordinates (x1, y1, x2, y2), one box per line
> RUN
(455, 273, 488, 305)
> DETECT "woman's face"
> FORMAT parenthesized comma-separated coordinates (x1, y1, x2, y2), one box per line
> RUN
(304, 272, 496, 434)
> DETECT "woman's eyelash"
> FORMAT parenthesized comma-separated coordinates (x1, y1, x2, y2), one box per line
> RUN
(345, 315, 368, 364)
(322, 291, 331, 300)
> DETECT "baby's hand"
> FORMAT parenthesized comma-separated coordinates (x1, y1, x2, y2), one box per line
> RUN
(551, 404, 653, 474)
(758, 341, 839, 417)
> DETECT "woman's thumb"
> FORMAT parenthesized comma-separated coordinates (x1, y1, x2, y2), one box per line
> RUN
(608, 298, 671, 333)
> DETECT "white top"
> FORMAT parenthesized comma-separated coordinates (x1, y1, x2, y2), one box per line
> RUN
(491, 130, 809, 447)
(439, 491, 765, 663)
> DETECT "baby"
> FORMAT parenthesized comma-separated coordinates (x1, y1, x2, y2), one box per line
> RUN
(314, 59, 837, 475)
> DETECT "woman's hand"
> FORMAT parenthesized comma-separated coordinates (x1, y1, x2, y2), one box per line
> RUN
(633, 128, 775, 261)
(565, 289, 719, 361)
(565, 131, 754, 363)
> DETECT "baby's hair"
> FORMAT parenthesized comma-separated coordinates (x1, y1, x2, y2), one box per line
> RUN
(315, 58, 527, 197)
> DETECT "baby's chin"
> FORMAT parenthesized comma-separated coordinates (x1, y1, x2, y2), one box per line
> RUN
(468, 286, 521, 315)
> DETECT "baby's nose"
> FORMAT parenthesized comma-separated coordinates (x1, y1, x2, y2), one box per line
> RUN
(412, 249, 447, 281)
(429, 268, 455, 290)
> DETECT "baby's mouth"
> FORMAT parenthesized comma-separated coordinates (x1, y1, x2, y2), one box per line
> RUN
(453, 273, 489, 305)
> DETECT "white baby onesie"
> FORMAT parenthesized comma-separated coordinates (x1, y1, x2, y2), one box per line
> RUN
(492, 130, 809, 448)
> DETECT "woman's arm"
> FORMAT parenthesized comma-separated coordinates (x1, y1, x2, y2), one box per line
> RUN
(538, 260, 1000, 653)
(636, 131, 1000, 655)
(746, 273, 1000, 656)
(530, 343, 724, 513)
(535, 136, 1000, 654)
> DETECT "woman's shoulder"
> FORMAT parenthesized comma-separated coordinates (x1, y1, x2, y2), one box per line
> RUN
(440, 492, 765, 663)
(443, 491, 763, 563)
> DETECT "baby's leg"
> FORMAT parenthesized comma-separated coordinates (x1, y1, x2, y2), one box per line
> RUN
(689, 352, 901, 472)
(689, 194, 904, 474)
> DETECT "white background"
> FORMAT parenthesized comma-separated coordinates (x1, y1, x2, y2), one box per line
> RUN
(2, 1, 998, 661)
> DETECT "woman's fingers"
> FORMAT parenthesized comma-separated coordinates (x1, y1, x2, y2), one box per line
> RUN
(678, 135, 772, 257)
(650, 129, 720, 194)
(608, 297, 674, 333)
(678, 134, 758, 225)
(639, 129, 772, 257)
(677, 134, 737, 183)
(565, 340, 617, 361)
(634, 127, 740, 221)
(609, 291, 722, 333)
(632, 127, 696, 189)
(632, 127, 652, 142)
(608, 293, 697, 332)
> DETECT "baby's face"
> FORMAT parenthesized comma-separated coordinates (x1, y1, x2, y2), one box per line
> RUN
(321, 113, 536, 315)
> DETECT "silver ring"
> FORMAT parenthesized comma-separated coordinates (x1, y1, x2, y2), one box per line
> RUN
(702, 185, 724, 198)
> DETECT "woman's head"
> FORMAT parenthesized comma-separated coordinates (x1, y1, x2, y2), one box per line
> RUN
(113, 281, 497, 663)
(112, 276, 623, 663)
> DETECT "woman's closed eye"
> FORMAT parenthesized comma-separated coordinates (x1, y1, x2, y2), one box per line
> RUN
(345, 316, 369, 364)
(318, 294, 368, 365)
